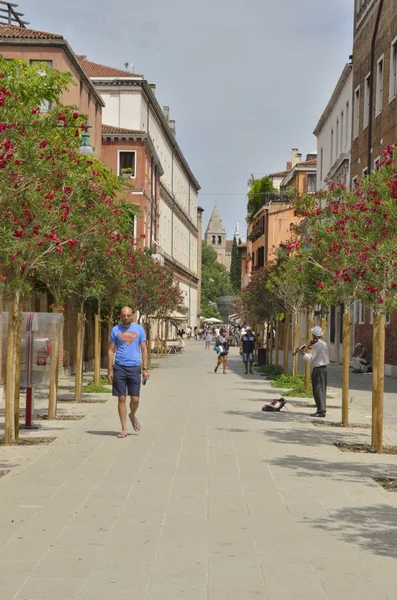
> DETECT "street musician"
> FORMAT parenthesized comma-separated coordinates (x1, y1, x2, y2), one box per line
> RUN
(297, 326, 330, 418)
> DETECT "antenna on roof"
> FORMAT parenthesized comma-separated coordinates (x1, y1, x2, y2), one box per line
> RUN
(0, 1, 29, 27)
(124, 62, 129, 71)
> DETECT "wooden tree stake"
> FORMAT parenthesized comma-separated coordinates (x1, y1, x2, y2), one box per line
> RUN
(342, 310, 351, 426)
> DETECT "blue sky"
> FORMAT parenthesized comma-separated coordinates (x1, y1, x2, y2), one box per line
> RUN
(27, 0, 353, 238)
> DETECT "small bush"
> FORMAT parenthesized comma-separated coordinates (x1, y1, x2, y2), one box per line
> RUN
(271, 373, 312, 398)
(82, 383, 112, 394)
(259, 364, 283, 379)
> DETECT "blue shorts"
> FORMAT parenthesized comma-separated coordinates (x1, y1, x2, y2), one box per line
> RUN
(112, 364, 141, 397)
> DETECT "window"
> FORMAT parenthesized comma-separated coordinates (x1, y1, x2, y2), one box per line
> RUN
(330, 128, 334, 164)
(307, 173, 316, 192)
(358, 301, 365, 324)
(320, 148, 323, 181)
(363, 73, 370, 129)
(131, 215, 137, 240)
(353, 86, 360, 138)
(376, 56, 384, 115)
(30, 59, 53, 67)
(374, 156, 381, 171)
(386, 312, 391, 325)
(362, 167, 368, 178)
(217, 235, 222, 244)
(336, 119, 340, 158)
(30, 59, 53, 112)
(370, 309, 374, 325)
(389, 37, 397, 102)
(352, 175, 358, 187)
(118, 151, 136, 177)
(211, 235, 216, 244)
(341, 111, 344, 149)
(346, 101, 350, 144)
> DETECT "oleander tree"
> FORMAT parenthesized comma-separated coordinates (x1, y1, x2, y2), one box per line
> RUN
(0, 57, 132, 439)
(293, 144, 397, 451)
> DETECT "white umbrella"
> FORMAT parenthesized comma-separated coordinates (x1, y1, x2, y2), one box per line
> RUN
(203, 317, 223, 324)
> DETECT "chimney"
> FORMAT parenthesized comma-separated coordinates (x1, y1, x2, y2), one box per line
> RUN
(163, 105, 170, 122)
(306, 152, 317, 161)
(149, 83, 156, 95)
(169, 120, 176, 136)
(291, 148, 302, 167)
(286, 161, 292, 171)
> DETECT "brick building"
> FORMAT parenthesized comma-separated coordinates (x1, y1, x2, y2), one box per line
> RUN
(101, 125, 163, 248)
(351, 0, 397, 180)
(351, 0, 397, 374)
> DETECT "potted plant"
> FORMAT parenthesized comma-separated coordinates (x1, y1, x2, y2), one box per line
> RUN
(120, 167, 134, 178)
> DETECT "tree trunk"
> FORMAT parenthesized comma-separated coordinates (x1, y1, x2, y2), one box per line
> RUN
(292, 313, 299, 377)
(269, 321, 274, 365)
(305, 310, 314, 393)
(94, 309, 101, 385)
(48, 315, 62, 420)
(342, 309, 351, 426)
(147, 318, 152, 365)
(371, 314, 380, 452)
(5, 293, 20, 444)
(283, 313, 290, 374)
(275, 320, 280, 367)
(13, 307, 23, 440)
(74, 303, 85, 402)
(374, 313, 386, 453)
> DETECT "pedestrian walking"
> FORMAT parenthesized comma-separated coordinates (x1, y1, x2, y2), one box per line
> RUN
(205, 330, 212, 350)
(108, 306, 150, 437)
(214, 327, 229, 374)
(298, 325, 330, 417)
(240, 326, 256, 373)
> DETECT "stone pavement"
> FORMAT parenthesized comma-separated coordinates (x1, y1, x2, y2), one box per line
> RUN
(0, 342, 397, 599)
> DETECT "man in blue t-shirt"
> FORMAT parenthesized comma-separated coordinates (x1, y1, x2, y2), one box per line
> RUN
(108, 306, 149, 438)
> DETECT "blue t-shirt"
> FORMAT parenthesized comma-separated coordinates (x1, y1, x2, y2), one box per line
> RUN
(110, 323, 147, 367)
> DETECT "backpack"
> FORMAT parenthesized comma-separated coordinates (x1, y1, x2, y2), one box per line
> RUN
(262, 398, 287, 412)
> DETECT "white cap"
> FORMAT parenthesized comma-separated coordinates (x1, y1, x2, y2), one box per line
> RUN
(311, 326, 323, 337)
(246, 325, 251, 330)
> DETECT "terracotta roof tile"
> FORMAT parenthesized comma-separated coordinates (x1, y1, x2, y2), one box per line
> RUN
(270, 170, 289, 177)
(102, 124, 145, 135)
(0, 24, 63, 39)
(296, 158, 317, 167)
(77, 55, 143, 79)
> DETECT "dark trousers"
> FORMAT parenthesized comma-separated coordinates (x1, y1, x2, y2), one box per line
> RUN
(311, 366, 327, 414)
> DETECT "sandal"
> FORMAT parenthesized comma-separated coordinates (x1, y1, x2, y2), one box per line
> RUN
(117, 432, 127, 438)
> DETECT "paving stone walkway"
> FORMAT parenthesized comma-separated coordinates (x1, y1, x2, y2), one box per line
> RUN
(0, 342, 397, 599)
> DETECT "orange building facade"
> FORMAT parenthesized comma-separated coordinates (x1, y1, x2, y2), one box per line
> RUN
(101, 125, 163, 250)
(0, 24, 103, 152)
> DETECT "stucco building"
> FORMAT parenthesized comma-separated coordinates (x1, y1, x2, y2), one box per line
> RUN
(314, 63, 353, 191)
(78, 56, 201, 326)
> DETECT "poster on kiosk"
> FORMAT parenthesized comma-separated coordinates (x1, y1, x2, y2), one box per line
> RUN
(1, 312, 63, 426)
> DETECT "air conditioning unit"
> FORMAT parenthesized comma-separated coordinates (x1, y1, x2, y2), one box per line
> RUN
(152, 253, 164, 266)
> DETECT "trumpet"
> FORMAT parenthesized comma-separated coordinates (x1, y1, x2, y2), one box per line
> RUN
(293, 338, 318, 356)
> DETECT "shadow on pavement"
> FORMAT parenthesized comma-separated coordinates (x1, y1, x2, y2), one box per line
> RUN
(307, 504, 397, 558)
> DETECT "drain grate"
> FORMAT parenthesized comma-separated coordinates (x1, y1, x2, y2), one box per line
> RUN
(312, 421, 371, 429)
(334, 442, 397, 454)
(0, 437, 56, 447)
(373, 478, 397, 492)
